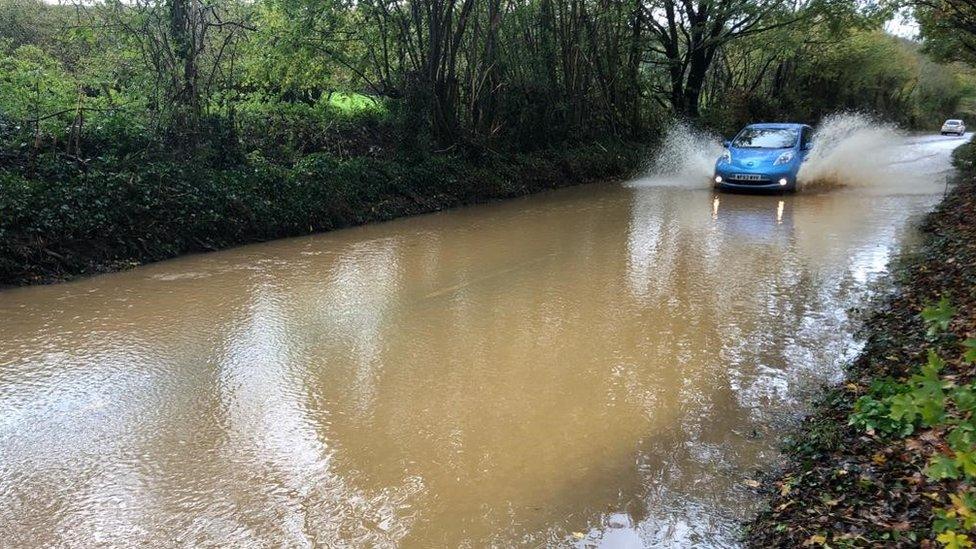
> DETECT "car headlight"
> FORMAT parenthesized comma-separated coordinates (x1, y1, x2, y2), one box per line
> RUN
(773, 151, 795, 165)
(719, 151, 731, 163)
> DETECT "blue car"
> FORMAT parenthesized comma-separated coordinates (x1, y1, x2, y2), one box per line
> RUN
(713, 123, 813, 192)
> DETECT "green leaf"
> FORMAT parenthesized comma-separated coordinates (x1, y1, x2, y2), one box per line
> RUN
(921, 349, 947, 380)
(948, 424, 976, 452)
(956, 450, 976, 479)
(927, 454, 961, 481)
(963, 339, 976, 364)
(922, 297, 956, 336)
(910, 350, 949, 425)
(935, 509, 962, 533)
(937, 531, 974, 549)
(954, 386, 976, 413)
(920, 399, 948, 426)
(889, 393, 921, 423)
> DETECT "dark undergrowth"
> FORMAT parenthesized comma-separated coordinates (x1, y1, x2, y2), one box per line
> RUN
(0, 140, 647, 286)
(744, 142, 976, 548)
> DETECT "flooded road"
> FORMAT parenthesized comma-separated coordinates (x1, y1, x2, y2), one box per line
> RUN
(0, 134, 967, 547)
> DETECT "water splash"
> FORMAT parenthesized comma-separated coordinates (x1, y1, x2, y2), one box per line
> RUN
(633, 113, 934, 193)
(633, 122, 723, 187)
(797, 113, 902, 191)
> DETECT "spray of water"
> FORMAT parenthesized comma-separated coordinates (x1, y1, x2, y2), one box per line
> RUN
(639, 121, 724, 186)
(797, 113, 903, 191)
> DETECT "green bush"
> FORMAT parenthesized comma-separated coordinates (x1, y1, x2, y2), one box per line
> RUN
(0, 140, 645, 284)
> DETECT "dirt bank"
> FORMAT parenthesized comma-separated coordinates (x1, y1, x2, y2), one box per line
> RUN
(745, 142, 976, 547)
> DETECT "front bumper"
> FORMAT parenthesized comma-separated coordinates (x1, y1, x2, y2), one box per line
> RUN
(713, 165, 797, 191)
(716, 180, 795, 191)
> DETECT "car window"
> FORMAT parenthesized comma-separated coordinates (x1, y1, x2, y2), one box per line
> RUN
(946, 120, 963, 125)
(800, 127, 811, 149)
(732, 128, 799, 149)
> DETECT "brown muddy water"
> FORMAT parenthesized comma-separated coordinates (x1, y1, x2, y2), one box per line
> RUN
(0, 135, 968, 547)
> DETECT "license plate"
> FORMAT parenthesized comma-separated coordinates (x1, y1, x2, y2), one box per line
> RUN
(733, 173, 764, 181)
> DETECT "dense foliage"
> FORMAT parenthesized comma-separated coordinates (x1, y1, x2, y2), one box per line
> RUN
(0, 137, 643, 283)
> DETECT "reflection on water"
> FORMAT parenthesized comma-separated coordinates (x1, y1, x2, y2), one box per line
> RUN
(0, 136, 962, 547)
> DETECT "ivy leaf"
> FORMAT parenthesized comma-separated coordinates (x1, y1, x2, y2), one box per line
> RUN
(921, 349, 947, 380)
(954, 386, 976, 413)
(936, 531, 974, 549)
(948, 424, 976, 452)
(920, 397, 948, 426)
(955, 450, 976, 479)
(922, 297, 956, 336)
(912, 351, 949, 425)
(935, 508, 962, 533)
(889, 393, 921, 423)
(955, 492, 976, 530)
(963, 339, 976, 364)
(927, 454, 961, 481)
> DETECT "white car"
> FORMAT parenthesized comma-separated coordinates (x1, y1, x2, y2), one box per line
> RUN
(941, 119, 966, 135)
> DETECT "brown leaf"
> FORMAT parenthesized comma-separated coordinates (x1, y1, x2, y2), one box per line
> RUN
(920, 430, 942, 444)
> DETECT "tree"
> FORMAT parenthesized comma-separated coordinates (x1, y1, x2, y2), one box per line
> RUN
(645, 0, 811, 117)
(917, 0, 976, 61)
(103, 0, 253, 140)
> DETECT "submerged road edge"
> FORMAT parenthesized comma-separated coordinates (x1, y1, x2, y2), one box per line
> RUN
(744, 141, 976, 547)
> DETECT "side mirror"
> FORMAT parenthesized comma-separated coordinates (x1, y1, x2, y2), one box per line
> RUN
(803, 141, 814, 151)
(723, 140, 731, 148)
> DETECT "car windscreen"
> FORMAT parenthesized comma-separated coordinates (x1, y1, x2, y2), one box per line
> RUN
(731, 128, 798, 149)
(946, 120, 962, 125)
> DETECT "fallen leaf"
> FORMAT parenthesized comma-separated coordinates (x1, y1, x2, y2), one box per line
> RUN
(804, 534, 828, 546)
(921, 430, 941, 444)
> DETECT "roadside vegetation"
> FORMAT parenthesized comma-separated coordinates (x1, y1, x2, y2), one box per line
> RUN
(745, 142, 976, 547)
(2, 0, 976, 285)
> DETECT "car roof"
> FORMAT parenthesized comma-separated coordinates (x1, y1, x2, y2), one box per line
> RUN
(745, 123, 810, 130)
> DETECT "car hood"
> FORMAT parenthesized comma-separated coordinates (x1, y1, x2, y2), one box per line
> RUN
(726, 148, 791, 168)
